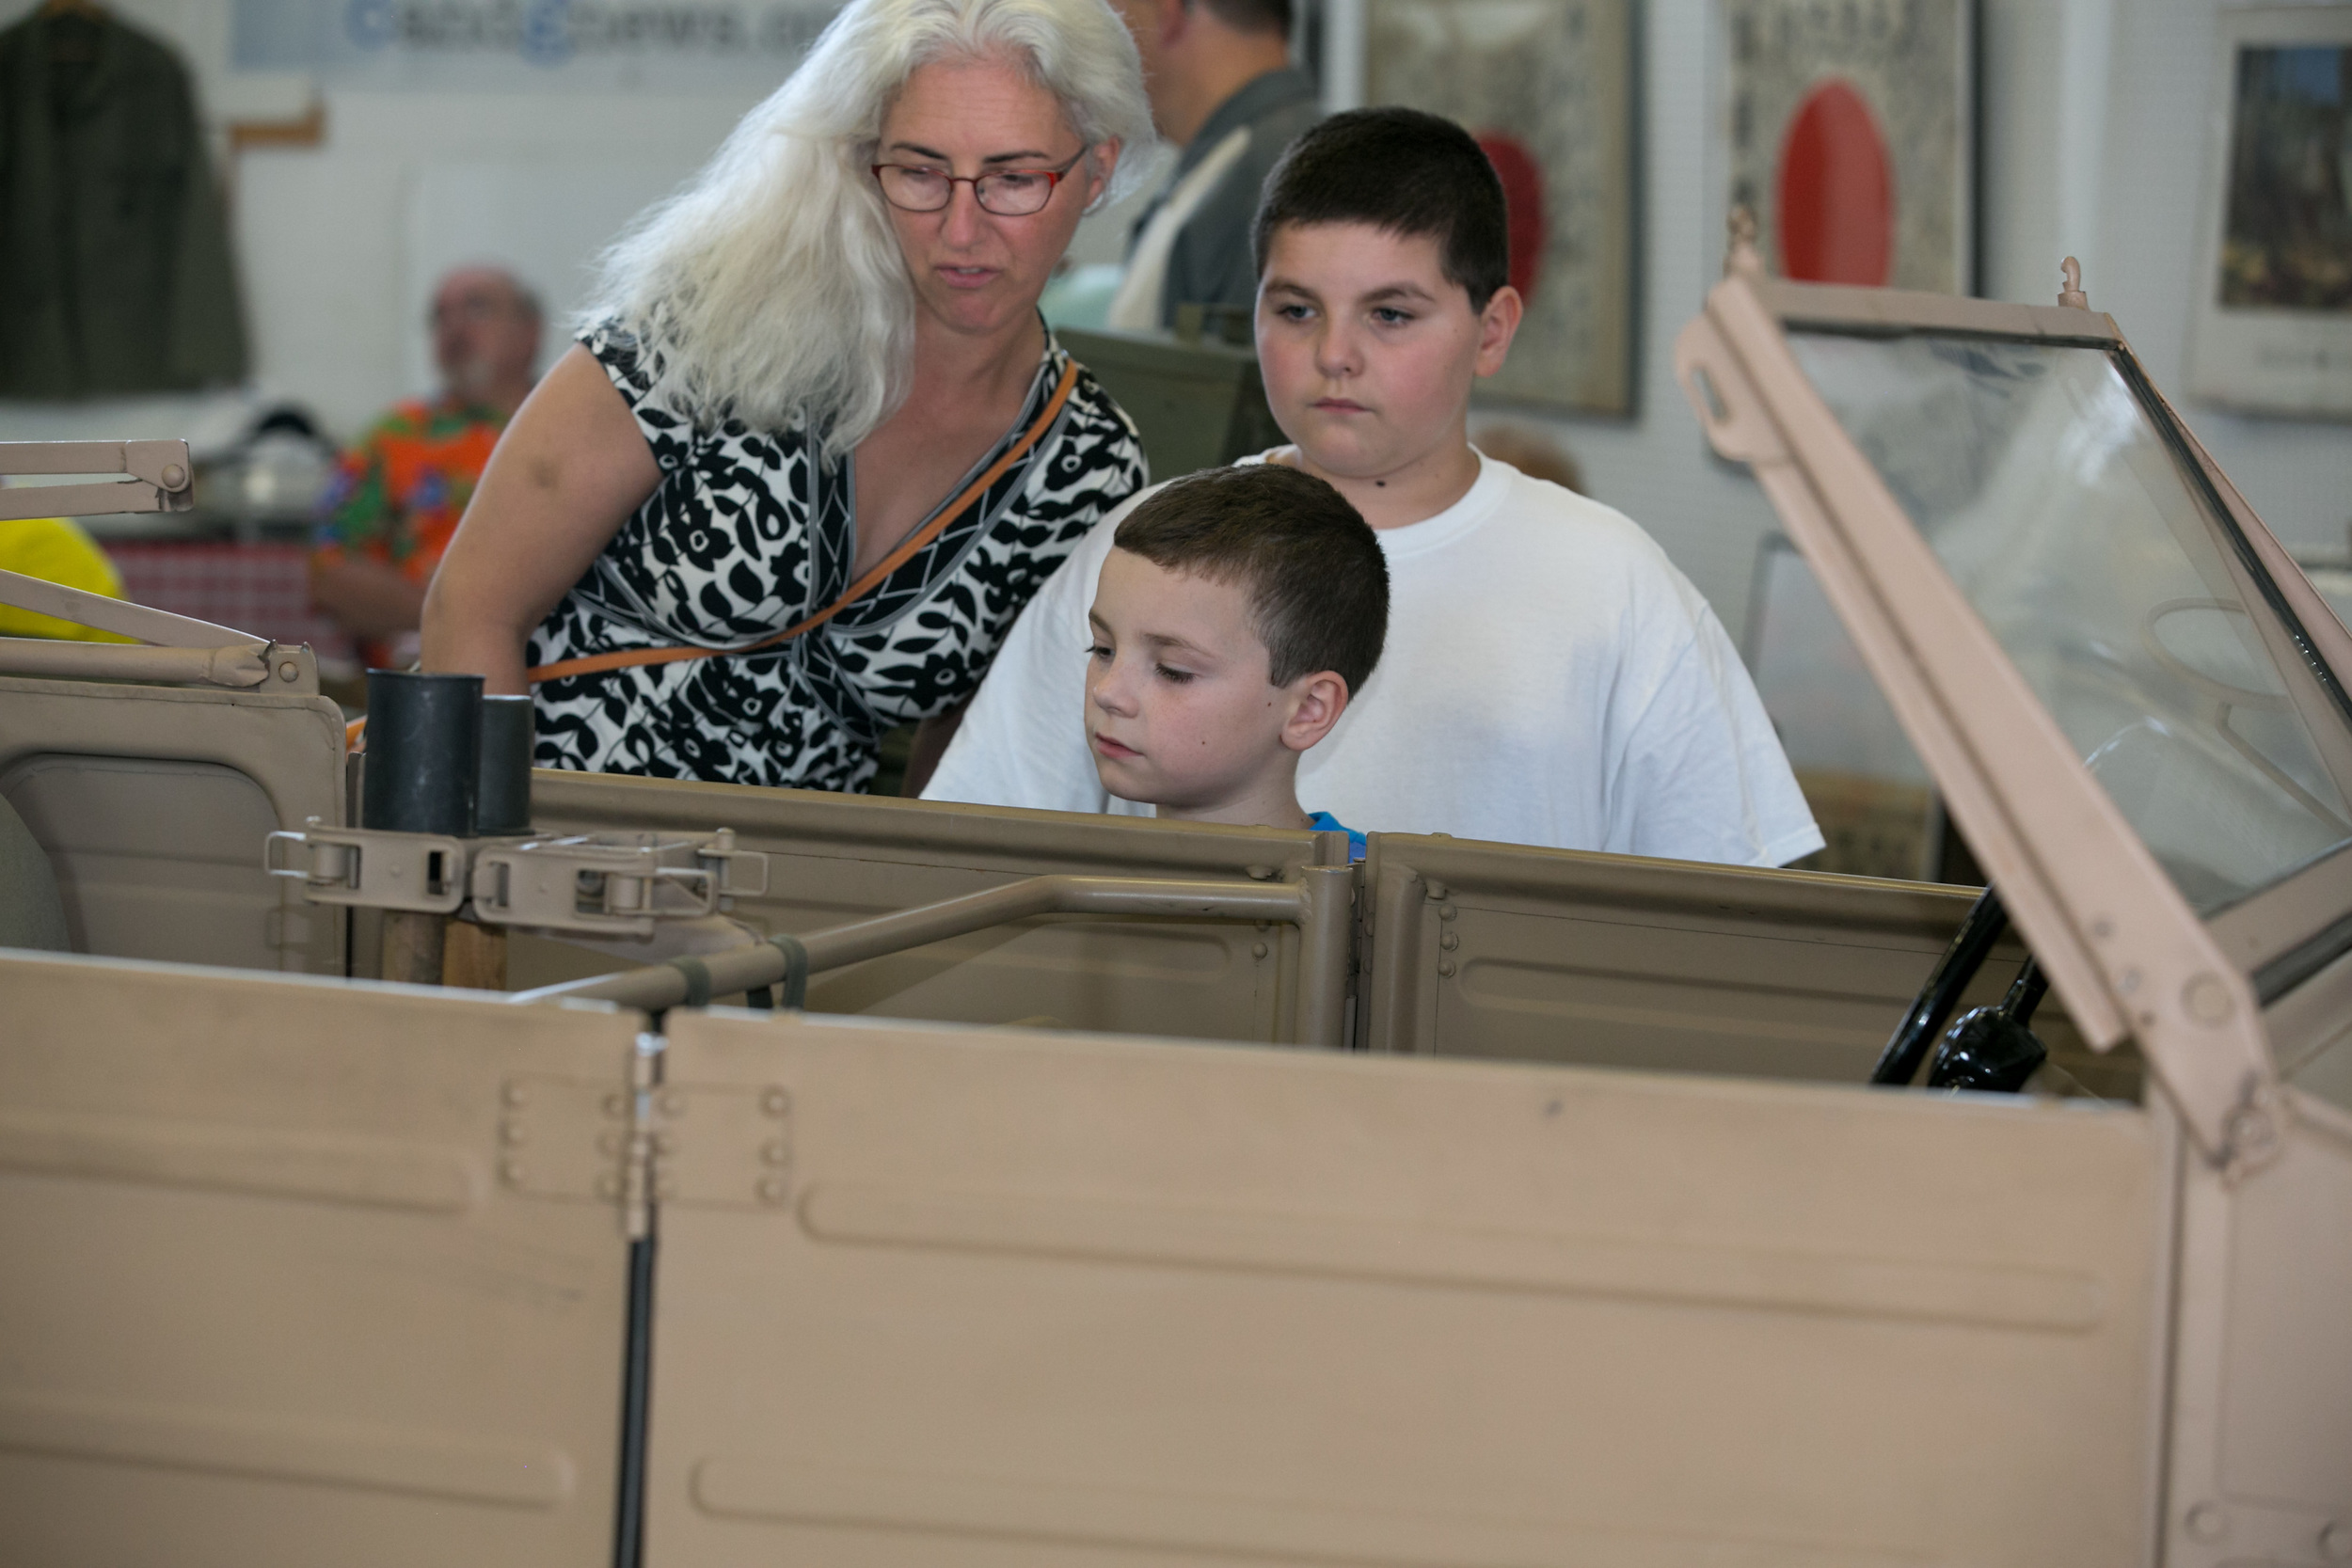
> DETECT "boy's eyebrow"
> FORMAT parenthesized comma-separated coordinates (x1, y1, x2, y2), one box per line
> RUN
(1261, 275, 1440, 307)
(1138, 629, 1220, 661)
(1091, 613, 1217, 660)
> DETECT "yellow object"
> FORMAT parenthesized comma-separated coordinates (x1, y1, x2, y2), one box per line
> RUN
(0, 516, 137, 641)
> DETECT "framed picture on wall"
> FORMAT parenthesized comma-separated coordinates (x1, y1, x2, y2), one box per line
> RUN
(1365, 0, 1637, 417)
(1721, 0, 1975, 293)
(2185, 5, 2352, 420)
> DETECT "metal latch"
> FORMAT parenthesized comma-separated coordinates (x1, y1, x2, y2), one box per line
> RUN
(266, 819, 472, 913)
(266, 820, 768, 933)
(470, 828, 771, 937)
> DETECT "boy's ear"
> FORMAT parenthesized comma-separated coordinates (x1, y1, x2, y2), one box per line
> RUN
(1279, 670, 1351, 753)
(1474, 285, 1525, 379)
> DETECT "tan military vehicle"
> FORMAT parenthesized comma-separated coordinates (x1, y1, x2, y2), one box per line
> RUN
(3, 253, 2345, 1568)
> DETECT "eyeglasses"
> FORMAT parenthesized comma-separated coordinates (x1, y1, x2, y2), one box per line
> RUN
(871, 149, 1088, 216)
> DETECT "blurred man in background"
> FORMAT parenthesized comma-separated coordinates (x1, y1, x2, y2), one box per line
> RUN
(1104, 0, 1318, 332)
(310, 265, 541, 667)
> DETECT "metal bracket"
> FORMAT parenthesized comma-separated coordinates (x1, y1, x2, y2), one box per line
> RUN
(266, 819, 469, 913)
(470, 829, 770, 938)
(642, 1082, 794, 1212)
(0, 439, 196, 521)
(493, 1071, 643, 1235)
(497, 1068, 792, 1236)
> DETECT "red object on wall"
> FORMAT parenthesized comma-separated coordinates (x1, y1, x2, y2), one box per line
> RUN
(1775, 78, 1895, 286)
(1476, 133, 1548, 304)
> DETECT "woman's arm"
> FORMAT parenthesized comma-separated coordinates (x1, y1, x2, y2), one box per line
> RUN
(421, 345, 663, 693)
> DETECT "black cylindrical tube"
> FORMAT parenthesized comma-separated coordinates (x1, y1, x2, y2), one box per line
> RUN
(362, 670, 481, 836)
(474, 693, 534, 835)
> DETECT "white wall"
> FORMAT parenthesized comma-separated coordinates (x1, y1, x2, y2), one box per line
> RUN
(1488, 0, 2352, 645)
(4, 0, 2344, 633)
(0, 0, 763, 438)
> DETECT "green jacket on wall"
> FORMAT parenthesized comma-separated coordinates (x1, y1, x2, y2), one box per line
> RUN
(0, 8, 250, 398)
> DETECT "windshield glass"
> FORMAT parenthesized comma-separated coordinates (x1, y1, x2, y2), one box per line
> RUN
(1786, 330, 2352, 912)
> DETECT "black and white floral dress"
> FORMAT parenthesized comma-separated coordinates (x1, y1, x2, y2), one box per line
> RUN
(528, 319, 1146, 791)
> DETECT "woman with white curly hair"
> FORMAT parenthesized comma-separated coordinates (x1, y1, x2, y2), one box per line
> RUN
(422, 0, 1153, 791)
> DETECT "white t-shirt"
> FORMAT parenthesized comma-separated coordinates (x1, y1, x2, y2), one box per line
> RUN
(924, 451, 1824, 867)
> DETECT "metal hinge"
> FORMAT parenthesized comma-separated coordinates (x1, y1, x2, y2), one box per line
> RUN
(497, 1057, 792, 1236)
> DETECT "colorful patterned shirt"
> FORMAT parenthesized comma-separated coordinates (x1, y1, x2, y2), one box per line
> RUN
(312, 397, 506, 582)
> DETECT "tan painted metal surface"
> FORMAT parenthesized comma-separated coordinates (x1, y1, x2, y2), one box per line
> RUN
(523, 770, 1351, 1042)
(0, 951, 642, 1566)
(0, 674, 345, 973)
(2165, 1090, 2352, 1566)
(641, 1008, 2169, 1566)
(1361, 832, 2136, 1097)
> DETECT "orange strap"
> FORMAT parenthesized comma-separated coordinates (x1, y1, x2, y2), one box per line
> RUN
(525, 359, 1081, 687)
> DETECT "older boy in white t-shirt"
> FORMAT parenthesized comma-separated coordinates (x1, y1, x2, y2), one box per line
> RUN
(928, 108, 1820, 866)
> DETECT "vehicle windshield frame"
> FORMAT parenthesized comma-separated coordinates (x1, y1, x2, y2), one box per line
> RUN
(1677, 261, 2351, 1177)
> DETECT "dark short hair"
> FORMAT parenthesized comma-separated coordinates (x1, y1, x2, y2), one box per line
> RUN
(1252, 106, 1509, 309)
(1198, 0, 1289, 37)
(1114, 464, 1387, 696)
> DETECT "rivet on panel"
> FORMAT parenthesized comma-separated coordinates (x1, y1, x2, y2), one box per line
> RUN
(758, 1177, 790, 1203)
(2183, 973, 2233, 1025)
(763, 1139, 790, 1165)
(2185, 1502, 2226, 1542)
(2228, 1106, 2277, 1156)
(2117, 968, 2141, 995)
(1437, 959, 1456, 978)
(500, 1120, 528, 1147)
(2091, 917, 2114, 940)
(651, 1132, 675, 1155)
(762, 1088, 790, 1117)
(502, 1082, 531, 1108)
(659, 1091, 685, 1116)
(1251, 942, 1269, 959)
(1438, 905, 1457, 921)
(499, 1158, 527, 1185)
(278, 660, 300, 682)
(1440, 932, 1459, 951)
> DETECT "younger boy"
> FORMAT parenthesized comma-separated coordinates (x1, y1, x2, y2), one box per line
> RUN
(929, 108, 1820, 867)
(1084, 464, 1386, 857)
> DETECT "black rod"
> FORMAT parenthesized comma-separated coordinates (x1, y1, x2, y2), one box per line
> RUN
(2001, 957, 2050, 1028)
(1872, 886, 2008, 1085)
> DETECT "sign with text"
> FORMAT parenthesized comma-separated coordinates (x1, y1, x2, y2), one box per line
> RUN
(231, 0, 840, 89)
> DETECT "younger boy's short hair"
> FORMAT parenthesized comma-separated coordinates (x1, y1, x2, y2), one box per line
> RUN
(1114, 464, 1388, 697)
(1251, 107, 1510, 309)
